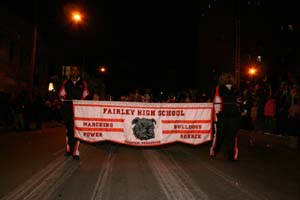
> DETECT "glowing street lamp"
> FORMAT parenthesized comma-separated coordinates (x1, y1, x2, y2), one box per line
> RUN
(98, 65, 107, 74)
(71, 11, 83, 23)
(248, 67, 257, 76)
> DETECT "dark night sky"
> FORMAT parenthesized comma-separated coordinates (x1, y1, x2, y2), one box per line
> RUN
(2, 0, 203, 92)
(2, 0, 299, 95)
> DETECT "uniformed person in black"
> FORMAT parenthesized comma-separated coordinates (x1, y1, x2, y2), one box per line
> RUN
(210, 73, 241, 161)
(58, 66, 89, 160)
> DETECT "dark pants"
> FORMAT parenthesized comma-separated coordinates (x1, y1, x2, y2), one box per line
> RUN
(213, 115, 239, 160)
(264, 116, 276, 134)
(62, 103, 79, 156)
(277, 111, 289, 135)
(287, 117, 299, 136)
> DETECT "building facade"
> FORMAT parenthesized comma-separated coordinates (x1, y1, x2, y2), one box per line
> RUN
(0, 6, 49, 97)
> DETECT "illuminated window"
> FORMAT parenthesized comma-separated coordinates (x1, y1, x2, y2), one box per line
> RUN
(48, 83, 55, 92)
(288, 25, 293, 31)
(257, 56, 262, 63)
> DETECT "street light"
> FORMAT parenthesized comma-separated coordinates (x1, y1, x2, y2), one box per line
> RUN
(248, 67, 257, 77)
(98, 65, 107, 74)
(247, 66, 258, 83)
(66, 7, 87, 77)
(64, 3, 86, 27)
(71, 11, 83, 23)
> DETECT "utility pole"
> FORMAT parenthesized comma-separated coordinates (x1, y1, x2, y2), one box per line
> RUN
(30, 0, 38, 99)
(234, 0, 240, 89)
(31, 25, 37, 97)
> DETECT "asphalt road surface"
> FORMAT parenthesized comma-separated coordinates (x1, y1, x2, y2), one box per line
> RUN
(0, 123, 299, 200)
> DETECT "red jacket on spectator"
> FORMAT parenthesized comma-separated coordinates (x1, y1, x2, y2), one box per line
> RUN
(264, 98, 276, 117)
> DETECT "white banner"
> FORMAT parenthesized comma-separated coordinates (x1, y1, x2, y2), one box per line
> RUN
(73, 100, 213, 146)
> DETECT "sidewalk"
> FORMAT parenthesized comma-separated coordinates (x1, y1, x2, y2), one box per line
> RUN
(239, 129, 299, 150)
(42, 121, 64, 129)
(0, 121, 64, 133)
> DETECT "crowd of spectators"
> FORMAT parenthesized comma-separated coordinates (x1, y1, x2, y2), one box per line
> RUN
(0, 90, 63, 131)
(240, 77, 300, 138)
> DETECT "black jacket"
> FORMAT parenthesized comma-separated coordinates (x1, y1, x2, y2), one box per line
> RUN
(58, 78, 89, 120)
(217, 84, 240, 117)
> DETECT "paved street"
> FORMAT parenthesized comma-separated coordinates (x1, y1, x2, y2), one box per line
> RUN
(0, 123, 299, 200)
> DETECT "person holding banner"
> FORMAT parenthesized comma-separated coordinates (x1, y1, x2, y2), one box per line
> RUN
(210, 73, 241, 162)
(58, 66, 90, 160)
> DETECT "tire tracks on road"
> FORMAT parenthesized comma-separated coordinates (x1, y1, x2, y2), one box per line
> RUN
(172, 145, 268, 200)
(90, 144, 116, 200)
(1, 146, 91, 200)
(143, 149, 209, 200)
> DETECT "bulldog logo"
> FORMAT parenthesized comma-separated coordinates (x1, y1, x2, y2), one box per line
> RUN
(132, 117, 156, 140)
